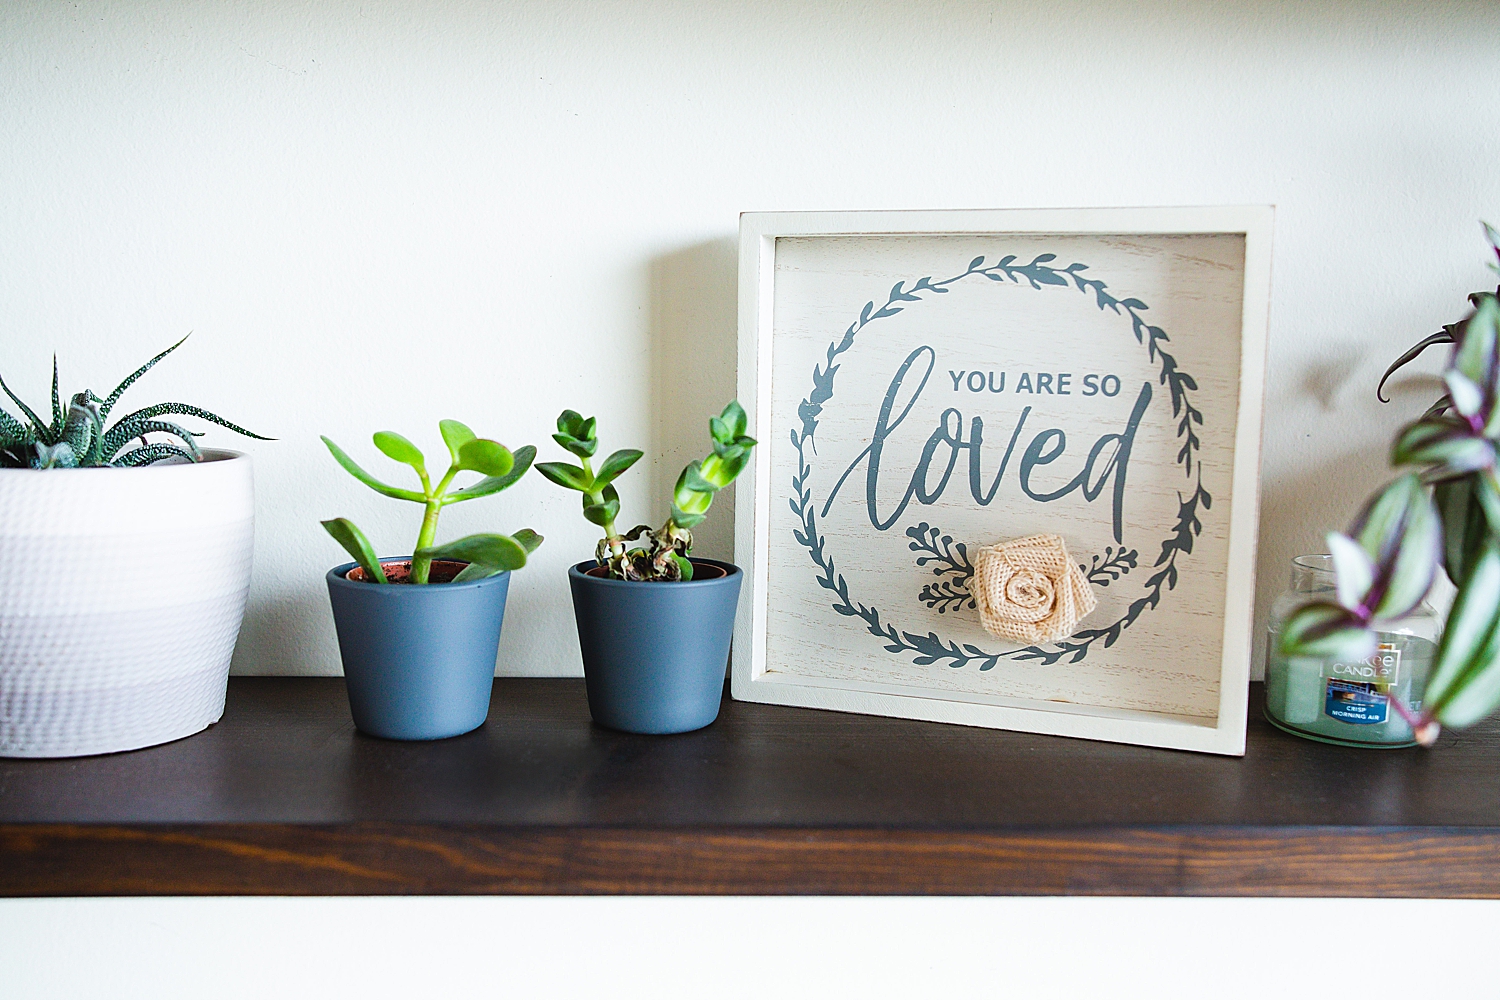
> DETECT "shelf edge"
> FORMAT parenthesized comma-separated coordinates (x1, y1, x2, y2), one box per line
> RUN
(4, 823, 1496, 897)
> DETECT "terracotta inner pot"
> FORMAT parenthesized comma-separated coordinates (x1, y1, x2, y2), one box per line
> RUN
(346, 559, 470, 584)
(584, 561, 728, 581)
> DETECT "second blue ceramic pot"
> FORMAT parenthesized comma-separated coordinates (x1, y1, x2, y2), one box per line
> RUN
(568, 558, 743, 734)
(326, 558, 510, 740)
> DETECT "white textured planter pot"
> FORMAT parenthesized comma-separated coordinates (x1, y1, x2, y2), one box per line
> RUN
(0, 449, 254, 757)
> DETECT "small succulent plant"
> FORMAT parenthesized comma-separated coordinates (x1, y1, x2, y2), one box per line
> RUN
(0, 336, 268, 469)
(538, 401, 755, 581)
(320, 421, 541, 584)
(1281, 223, 1500, 745)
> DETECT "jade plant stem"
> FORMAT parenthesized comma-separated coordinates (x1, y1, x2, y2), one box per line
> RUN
(410, 465, 459, 584)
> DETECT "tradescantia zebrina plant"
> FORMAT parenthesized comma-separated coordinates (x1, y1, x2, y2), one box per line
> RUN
(1280, 224, 1500, 745)
(537, 401, 756, 581)
(0, 335, 269, 468)
(320, 421, 541, 585)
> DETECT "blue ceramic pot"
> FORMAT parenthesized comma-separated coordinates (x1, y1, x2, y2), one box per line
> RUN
(325, 558, 510, 740)
(568, 558, 743, 734)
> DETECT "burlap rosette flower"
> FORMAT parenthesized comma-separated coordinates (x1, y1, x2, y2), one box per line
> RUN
(970, 533, 1097, 645)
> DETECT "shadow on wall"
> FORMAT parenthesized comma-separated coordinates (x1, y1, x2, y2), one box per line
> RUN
(647, 237, 740, 563)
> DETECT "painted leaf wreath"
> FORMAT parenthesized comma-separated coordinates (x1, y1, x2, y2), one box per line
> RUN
(788, 253, 1210, 669)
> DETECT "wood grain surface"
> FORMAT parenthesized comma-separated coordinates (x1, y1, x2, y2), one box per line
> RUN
(2, 678, 1498, 896)
(5, 825, 1499, 897)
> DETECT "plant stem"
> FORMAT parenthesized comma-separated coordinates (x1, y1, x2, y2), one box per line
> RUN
(409, 464, 459, 585)
(1385, 693, 1440, 747)
(409, 501, 442, 584)
(581, 456, 622, 548)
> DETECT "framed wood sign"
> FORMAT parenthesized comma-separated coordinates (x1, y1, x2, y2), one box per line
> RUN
(731, 207, 1272, 755)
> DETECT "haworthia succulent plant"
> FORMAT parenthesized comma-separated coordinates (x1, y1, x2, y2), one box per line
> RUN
(1281, 222, 1500, 744)
(320, 419, 541, 585)
(537, 400, 755, 581)
(0, 336, 270, 469)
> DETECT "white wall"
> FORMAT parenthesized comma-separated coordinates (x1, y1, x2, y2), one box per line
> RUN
(3, 0, 1499, 678)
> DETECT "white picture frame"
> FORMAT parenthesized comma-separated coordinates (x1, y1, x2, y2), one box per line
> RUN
(731, 207, 1273, 755)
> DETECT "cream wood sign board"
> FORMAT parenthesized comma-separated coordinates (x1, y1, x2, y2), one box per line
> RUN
(731, 208, 1272, 755)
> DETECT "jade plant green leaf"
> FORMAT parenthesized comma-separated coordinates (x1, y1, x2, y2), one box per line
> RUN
(456, 438, 514, 477)
(416, 531, 537, 580)
(321, 517, 388, 584)
(0, 336, 270, 469)
(321, 437, 425, 502)
(439, 419, 476, 463)
(444, 446, 536, 503)
(373, 431, 427, 472)
(321, 420, 540, 585)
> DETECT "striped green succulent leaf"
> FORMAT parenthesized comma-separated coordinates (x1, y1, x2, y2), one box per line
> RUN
(97, 334, 191, 421)
(0, 373, 52, 445)
(103, 402, 270, 456)
(1451, 296, 1499, 417)
(1425, 543, 1500, 729)
(0, 406, 30, 445)
(1392, 415, 1495, 477)
(101, 419, 201, 464)
(60, 393, 101, 460)
(1347, 474, 1441, 620)
(34, 441, 78, 469)
(1435, 476, 1490, 589)
(49, 356, 62, 439)
(113, 443, 198, 467)
(0, 338, 267, 469)
(1279, 601, 1377, 661)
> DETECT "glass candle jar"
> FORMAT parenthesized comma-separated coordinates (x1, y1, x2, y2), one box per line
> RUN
(1264, 553, 1439, 748)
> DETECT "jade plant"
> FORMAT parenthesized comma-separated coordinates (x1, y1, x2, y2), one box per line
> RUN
(0, 336, 268, 468)
(1280, 223, 1500, 745)
(537, 401, 755, 581)
(320, 421, 541, 584)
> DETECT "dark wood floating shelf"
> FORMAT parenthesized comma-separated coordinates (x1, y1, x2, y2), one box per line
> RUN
(4, 678, 1500, 897)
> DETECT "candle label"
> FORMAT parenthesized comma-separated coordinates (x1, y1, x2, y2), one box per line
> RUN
(1323, 643, 1400, 725)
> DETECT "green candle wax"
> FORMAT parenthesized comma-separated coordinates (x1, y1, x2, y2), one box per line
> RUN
(1263, 630, 1435, 748)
